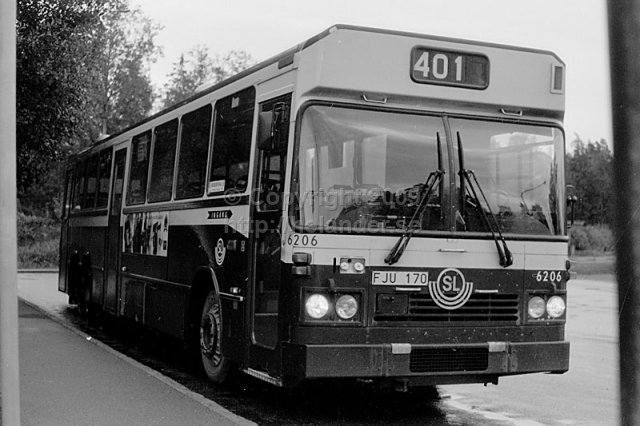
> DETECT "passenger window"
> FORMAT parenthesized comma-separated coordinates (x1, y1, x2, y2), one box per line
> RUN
(96, 148, 112, 208)
(72, 160, 86, 211)
(209, 87, 255, 194)
(148, 119, 178, 203)
(176, 105, 212, 200)
(127, 131, 152, 205)
(82, 155, 99, 209)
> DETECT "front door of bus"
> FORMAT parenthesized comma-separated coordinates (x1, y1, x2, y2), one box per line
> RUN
(104, 148, 126, 314)
(252, 94, 291, 349)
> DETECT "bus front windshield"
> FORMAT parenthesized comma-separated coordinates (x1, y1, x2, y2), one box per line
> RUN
(294, 105, 565, 237)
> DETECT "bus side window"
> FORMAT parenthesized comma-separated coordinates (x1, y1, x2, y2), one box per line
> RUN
(148, 119, 178, 203)
(127, 131, 152, 205)
(96, 148, 113, 208)
(82, 154, 99, 209)
(72, 160, 87, 211)
(176, 105, 212, 200)
(209, 87, 255, 194)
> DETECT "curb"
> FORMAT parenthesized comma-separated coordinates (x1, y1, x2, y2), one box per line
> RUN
(18, 268, 59, 273)
(18, 296, 256, 426)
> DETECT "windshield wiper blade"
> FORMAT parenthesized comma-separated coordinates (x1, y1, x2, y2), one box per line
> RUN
(457, 132, 513, 268)
(385, 133, 444, 265)
(384, 169, 444, 265)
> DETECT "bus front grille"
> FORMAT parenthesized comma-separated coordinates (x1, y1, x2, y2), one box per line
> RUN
(374, 293, 519, 323)
(409, 347, 489, 373)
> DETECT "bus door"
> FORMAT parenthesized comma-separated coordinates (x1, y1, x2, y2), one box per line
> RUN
(58, 168, 74, 293)
(104, 148, 127, 314)
(251, 94, 291, 349)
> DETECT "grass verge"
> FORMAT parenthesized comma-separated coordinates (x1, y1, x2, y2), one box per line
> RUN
(18, 213, 60, 269)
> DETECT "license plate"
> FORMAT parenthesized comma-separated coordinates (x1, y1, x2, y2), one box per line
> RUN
(371, 271, 430, 286)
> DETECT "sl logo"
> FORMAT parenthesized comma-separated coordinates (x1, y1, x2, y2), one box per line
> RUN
(428, 268, 474, 310)
(214, 238, 226, 266)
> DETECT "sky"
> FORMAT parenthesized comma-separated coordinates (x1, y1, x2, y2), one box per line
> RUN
(133, 0, 612, 146)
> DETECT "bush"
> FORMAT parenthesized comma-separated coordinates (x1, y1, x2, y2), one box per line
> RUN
(570, 225, 614, 253)
(17, 212, 60, 269)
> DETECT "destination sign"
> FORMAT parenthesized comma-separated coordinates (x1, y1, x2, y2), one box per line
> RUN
(410, 47, 489, 89)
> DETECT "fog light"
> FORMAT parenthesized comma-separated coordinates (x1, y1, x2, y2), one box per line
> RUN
(305, 294, 330, 319)
(528, 296, 546, 319)
(336, 295, 358, 319)
(546, 296, 566, 318)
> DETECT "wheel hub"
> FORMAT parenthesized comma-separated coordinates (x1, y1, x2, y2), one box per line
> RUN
(200, 312, 217, 358)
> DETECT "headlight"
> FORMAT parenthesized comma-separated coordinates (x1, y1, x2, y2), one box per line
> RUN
(353, 261, 365, 273)
(335, 295, 358, 319)
(340, 262, 350, 272)
(305, 294, 330, 319)
(546, 296, 566, 318)
(528, 296, 546, 319)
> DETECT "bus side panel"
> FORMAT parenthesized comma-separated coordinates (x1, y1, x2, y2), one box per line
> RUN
(166, 222, 249, 357)
(145, 281, 187, 338)
(120, 229, 188, 338)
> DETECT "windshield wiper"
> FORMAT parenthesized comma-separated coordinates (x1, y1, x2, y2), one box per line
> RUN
(385, 133, 444, 265)
(457, 132, 513, 268)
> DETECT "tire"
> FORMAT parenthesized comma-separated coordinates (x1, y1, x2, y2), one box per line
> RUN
(199, 289, 231, 383)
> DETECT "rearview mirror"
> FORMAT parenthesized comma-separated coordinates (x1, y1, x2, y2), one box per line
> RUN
(566, 185, 578, 228)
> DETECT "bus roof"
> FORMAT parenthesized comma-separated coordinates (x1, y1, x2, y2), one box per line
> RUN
(81, 24, 564, 152)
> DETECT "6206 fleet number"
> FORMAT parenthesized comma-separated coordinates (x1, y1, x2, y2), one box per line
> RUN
(534, 270, 563, 282)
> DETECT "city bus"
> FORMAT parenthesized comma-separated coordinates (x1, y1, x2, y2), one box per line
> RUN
(59, 25, 570, 390)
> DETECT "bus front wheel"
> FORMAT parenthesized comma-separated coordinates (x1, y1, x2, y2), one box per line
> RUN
(199, 290, 230, 383)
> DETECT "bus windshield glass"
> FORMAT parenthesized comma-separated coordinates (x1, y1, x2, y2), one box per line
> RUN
(294, 105, 565, 237)
(451, 118, 565, 236)
(295, 105, 446, 233)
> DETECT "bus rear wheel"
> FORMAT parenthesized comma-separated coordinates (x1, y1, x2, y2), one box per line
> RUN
(199, 290, 231, 383)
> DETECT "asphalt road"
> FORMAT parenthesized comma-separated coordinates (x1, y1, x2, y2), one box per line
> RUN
(439, 274, 618, 425)
(18, 273, 619, 425)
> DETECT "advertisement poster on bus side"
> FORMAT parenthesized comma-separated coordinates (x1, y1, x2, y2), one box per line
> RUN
(123, 212, 169, 257)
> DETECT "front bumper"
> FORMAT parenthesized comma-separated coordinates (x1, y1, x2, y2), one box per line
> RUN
(283, 340, 569, 385)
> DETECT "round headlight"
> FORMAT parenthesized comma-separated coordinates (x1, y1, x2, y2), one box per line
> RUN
(546, 296, 566, 318)
(528, 296, 546, 319)
(305, 294, 330, 319)
(336, 295, 358, 320)
(353, 261, 365, 273)
(340, 262, 350, 271)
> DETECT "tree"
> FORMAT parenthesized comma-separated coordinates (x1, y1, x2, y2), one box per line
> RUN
(17, 0, 107, 195)
(162, 47, 256, 108)
(90, 4, 161, 138)
(16, 0, 159, 213)
(566, 137, 613, 225)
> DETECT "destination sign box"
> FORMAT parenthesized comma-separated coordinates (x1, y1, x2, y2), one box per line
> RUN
(410, 46, 489, 89)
